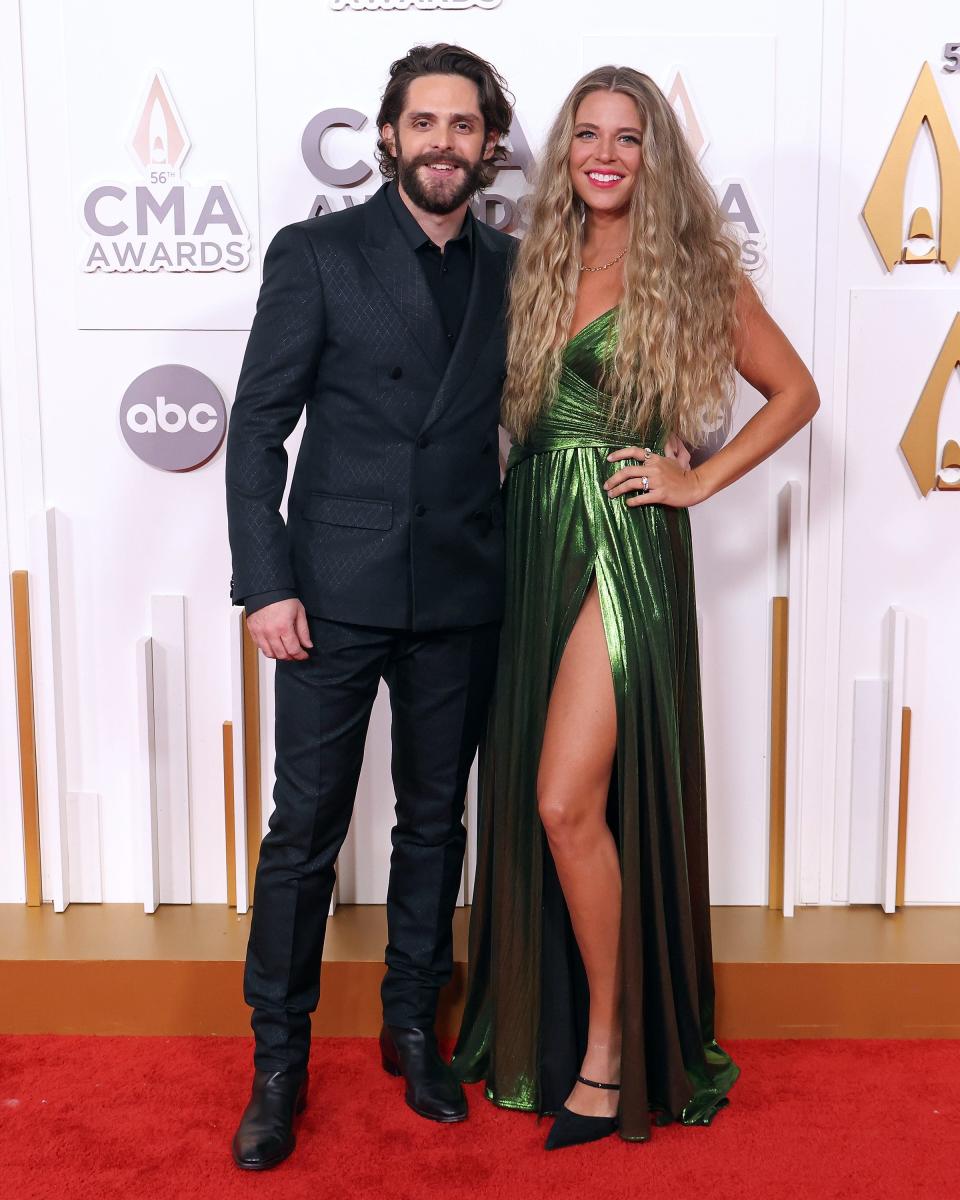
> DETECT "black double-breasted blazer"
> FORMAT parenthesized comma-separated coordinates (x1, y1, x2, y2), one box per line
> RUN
(225, 184, 516, 630)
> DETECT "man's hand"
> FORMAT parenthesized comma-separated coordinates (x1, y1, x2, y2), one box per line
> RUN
(246, 598, 313, 661)
(662, 432, 692, 470)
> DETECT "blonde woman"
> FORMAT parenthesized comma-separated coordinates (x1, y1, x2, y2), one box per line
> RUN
(453, 66, 818, 1149)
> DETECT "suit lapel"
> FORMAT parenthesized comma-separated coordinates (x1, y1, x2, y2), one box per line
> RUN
(358, 187, 449, 378)
(418, 218, 509, 434)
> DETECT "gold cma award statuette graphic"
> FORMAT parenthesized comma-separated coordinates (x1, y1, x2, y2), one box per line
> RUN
(862, 62, 960, 270)
(863, 61, 960, 497)
(901, 314, 960, 495)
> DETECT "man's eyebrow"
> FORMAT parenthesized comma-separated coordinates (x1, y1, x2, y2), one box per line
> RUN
(405, 111, 481, 122)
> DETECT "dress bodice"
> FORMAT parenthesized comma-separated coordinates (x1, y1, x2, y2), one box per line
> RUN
(507, 308, 665, 470)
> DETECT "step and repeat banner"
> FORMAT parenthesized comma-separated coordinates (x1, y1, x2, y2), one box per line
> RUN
(0, 0, 957, 910)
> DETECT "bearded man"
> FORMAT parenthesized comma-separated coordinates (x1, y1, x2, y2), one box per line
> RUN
(225, 44, 516, 1169)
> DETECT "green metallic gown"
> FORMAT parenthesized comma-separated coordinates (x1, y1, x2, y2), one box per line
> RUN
(452, 308, 739, 1143)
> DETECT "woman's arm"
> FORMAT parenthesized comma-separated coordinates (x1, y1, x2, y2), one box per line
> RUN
(605, 280, 820, 507)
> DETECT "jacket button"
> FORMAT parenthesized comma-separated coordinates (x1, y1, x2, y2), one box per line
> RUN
(417, 435, 430, 449)
(415, 503, 426, 517)
(389, 366, 403, 380)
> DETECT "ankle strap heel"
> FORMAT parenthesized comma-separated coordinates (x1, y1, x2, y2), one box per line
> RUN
(576, 1075, 621, 1091)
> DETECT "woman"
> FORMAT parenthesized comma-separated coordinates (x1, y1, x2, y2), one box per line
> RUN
(453, 66, 819, 1149)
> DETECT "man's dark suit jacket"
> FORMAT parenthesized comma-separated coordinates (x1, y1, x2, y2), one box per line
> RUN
(225, 184, 516, 631)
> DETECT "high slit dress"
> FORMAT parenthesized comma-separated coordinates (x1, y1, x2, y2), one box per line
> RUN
(451, 308, 740, 1143)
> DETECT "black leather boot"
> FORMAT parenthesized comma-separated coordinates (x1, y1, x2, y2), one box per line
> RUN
(380, 1024, 467, 1123)
(231, 1068, 308, 1170)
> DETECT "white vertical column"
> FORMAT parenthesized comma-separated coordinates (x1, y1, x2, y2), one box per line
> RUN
(29, 509, 69, 912)
(881, 607, 908, 914)
(137, 635, 160, 914)
(848, 677, 887, 904)
(150, 595, 192, 903)
(0, 0, 42, 902)
(230, 608, 249, 914)
(777, 480, 806, 918)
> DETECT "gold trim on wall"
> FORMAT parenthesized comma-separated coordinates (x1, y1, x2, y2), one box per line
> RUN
(222, 721, 236, 908)
(896, 706, 912, 909)
(768, 595, 789, 911)
(12, 571, 42, 906)
(241, 617, 261, 905)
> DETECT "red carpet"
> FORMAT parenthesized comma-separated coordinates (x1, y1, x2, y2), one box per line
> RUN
(2, 1036, 957, 1200)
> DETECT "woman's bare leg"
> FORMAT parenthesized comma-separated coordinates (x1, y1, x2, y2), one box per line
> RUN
(537, 581, 621, 1118)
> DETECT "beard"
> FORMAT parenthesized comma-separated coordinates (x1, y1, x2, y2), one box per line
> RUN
(396, 141, 487, 214)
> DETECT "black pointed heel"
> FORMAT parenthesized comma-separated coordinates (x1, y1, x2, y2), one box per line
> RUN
(544, 1076, 621, 1151)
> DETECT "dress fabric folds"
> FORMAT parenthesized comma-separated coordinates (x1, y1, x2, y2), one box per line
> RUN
(452, 308, 739, 1142)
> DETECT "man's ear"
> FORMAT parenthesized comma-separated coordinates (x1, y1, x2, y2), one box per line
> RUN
(483, 130, 502, 161)
(381, 123, 397, 157)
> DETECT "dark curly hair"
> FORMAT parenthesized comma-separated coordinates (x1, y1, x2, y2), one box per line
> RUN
(376, 43, 514, 188)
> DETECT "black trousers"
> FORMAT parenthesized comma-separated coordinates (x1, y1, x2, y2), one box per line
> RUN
(244, 614, 500, 1072)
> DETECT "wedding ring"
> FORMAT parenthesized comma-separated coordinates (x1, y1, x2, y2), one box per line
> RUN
(640, 475, 649, 493)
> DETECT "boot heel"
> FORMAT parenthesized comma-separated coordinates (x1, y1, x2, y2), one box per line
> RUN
(381, 1055, 402, 1077)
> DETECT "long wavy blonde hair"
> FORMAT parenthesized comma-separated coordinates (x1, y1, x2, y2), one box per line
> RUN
(503, 66, 746, 445)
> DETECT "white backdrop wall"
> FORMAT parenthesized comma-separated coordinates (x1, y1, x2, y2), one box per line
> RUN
(0, 0, 957, 908)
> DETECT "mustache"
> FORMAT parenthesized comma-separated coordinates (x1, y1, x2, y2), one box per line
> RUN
(407, 151, 472, 172)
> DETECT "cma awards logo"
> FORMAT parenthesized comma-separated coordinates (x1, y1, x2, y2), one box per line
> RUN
(81, 72, 251, 273)
(300, 70, 766, 265)
(120, 365, 226, 472)
(301, 106, 534, 232)
(666, 71, 766, 270)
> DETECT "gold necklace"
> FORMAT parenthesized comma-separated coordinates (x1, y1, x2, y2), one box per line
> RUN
(579, 247, 628, 273)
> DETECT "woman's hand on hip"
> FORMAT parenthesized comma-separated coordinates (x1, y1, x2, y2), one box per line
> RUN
(604, 445, 708, 508)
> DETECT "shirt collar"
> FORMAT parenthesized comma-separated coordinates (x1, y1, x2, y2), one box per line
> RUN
(385, 180, 474, 253)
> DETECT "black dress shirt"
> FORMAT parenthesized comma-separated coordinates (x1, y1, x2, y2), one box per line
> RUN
(240, 186, 476, 618)
(384, 181, 475, 354)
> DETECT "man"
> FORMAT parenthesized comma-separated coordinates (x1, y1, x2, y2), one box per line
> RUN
(225, 44, 516, 1170)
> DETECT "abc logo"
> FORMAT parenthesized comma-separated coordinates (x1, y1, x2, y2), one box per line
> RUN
(120, 364, 225, 471)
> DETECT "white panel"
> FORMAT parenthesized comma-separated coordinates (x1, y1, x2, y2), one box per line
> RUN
(801, 0, 848, 907)
(848, 679, 887, 904)
(230, 608, 249, 913)
(64, 0, 260, 330)
(150, 594, 192, 902)
(837, 291, 960, 902)
(136, 635, 160, 913)
(66, 792, 103, 903)
(16, 0, 960, 913)
(0, 3, 29, 903)
(29, 510, 70, 912)
(881, 607, 908, 914)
